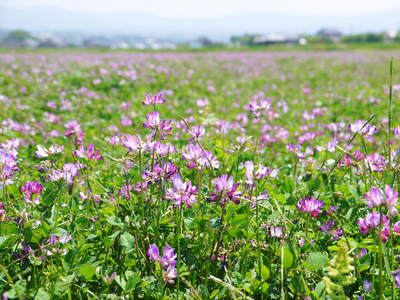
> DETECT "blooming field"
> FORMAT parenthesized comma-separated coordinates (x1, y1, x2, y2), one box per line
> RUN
(0, 51, 399, 299)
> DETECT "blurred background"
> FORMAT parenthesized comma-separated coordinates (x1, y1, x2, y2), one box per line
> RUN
(0, 0, 399, 50)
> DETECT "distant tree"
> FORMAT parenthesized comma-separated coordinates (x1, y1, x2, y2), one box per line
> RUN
(230, 34, 258, 46)
(342, 33, 384, 43)
(3, 30, 32, 42)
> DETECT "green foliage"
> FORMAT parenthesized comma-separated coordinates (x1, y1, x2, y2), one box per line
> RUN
(323, 243, 356, 300)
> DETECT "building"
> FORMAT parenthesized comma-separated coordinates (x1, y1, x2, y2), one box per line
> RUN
(253, 33, 300, 45)
(317, 28, 343, 43)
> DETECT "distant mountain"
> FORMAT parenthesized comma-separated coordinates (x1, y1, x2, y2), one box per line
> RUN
(1, 6, 399, 40)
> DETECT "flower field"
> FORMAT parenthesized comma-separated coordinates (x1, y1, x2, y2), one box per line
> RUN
(0, 50, 400, 299)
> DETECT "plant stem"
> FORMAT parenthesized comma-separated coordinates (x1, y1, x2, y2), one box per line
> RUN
(378, 207, 384, 300)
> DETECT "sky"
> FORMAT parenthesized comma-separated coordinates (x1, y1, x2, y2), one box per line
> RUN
(1, 0, 400, 18)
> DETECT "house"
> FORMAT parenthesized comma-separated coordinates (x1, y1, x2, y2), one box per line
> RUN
(317, 28, 343, 43)
(253, 33, 300, 45)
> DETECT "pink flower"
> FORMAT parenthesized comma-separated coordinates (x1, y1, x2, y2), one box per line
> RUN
(120, 115, 133, 127)
(365, 153, 386, 172)
(163, 266, 178, 284)
(21, 181, 43, 204)
(182, 144, 219, 170)
(74, 144, 103, 160)
(143, 111, 161, 129)
(147, 244, 177, 283)
(143, 112, 172, 139)
(364, 185, 398, 216)
(143, 92, 166, 105)
(188, 125, 205, 141)
(35, 144, 64, 158)
(296, 197, 324, 218)
(393, 221, 400, 234)
(209, 174, 242, 206)
(147, 244, 160, 261)
(0, 203, 5, 218)
(165, 174, 198, 208)
(64, 120, 84, 145)
(121, 134, 143, 153)
(357, 212, 390, 242)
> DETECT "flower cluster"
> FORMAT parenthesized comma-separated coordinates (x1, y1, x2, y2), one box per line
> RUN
(364, 185, 398, 216)
(182, 144, 219, 170)
(296, 196, 324, 218)
(74, 144, 103, 160)
(209, 174, 242, 206)
(147, 244, 177, 284)
(165, 174, 198, 208)
(21, 181, 43, 204)
(357, 212, 390, 242)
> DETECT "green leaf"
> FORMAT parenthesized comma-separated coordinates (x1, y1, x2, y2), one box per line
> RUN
(305, 252, 328, 271)
(315, 280, 325, 298)
(260, 264, 270, 280)
(34, 289, 50, 300)
(282, 247, 294, 268)
(115, 275, 126, 290)
(230, 214, 249, 228)
(227, 228, 242, 238)
(78, 264, 96, 280)
(120, 232, 135, 250)
(126, 273, 141, 290)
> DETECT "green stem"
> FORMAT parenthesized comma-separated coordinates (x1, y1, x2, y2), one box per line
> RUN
(378, 207, 384, 299)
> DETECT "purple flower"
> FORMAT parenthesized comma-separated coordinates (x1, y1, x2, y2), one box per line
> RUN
(74, 144, 103, 160)
(35, 144, 64, 158)
(154, 142, 176, 157)
(143, 111, 161, 129)
(121, 134, 143, 153)
(209, 174, 242, 206)
(165, 174, 198, 208)
(348, 120, 378, 136)
(357, 248, 368, 258)
(147, 243, 177, 283)
(64, 120, 84, 145)
(182, 144, 219, 170)
(147, 244, 160, 261)
(392, 270, 400, 288)
(269, 226, 283, 238)
(143, 112, 172, 139)
(0, 151, 18, 187)
(119, 184, 133, 199)
(0, 203, 5, 218)
(21, 181, 43, 204)
(296, 197, 324, 218)
(393, 221, 400, 234)
(357, 212, 390, 242)
(364, 185, 398, 216)
(365, 153, 386, 172)
(48, 235, 58, 246)
(49, 163, 83, 194)
(319, 220, 334, 233)
(161, 244, 177, 268)
(143, 92, 166, 106)
(120, 115, 133, 127)
(188, 125, 205, 141)
(163, 266, 177, 284)
(363, 280, 372, 292)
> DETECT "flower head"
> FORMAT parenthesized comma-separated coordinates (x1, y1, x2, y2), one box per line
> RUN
(209, 174, 242, 206)
(165, 174, 198, 208)
(21, 181, 43, 204)
(143, 92, 166, 106)
(296, 197, 324, 218)
(74, 144, 102, 160)
(364, 185, 398, 216)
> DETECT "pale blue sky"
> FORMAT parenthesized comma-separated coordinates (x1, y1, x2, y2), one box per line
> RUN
(1, 0, 400, 18)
